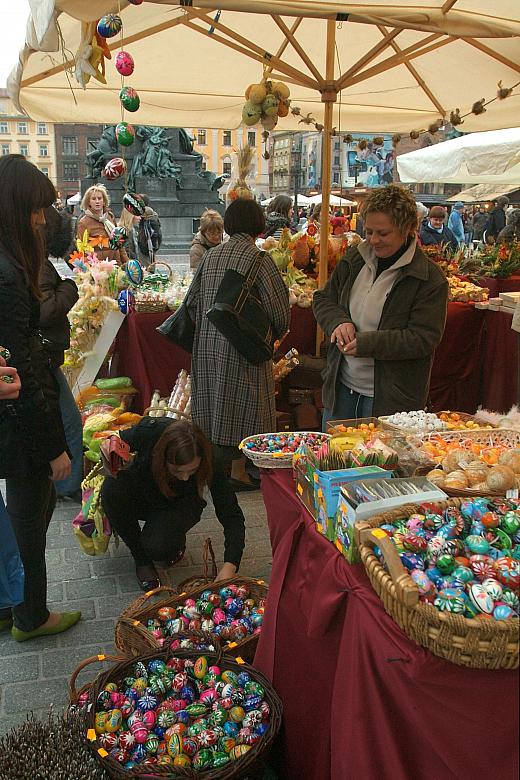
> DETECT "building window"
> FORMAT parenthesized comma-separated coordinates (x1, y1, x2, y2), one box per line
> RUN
(197, 129, 207, 145)
(37, 122, 47, 135)
(222, 161, 232, 175)
(334, 155, 340, 166)
(40, 167, 49, 176)
(62, 136, 78, 155)
(63, 162, 79, 181)
(19, 144, 29, 157)
(222, 130, 232, 146)
(332, 172, 339, 184)
(87, 137, 99, 153)
(39, 144, 49, 157)
(18, 122, 28, 135)
(0, 121, 8, 134)
(201, 159, 207, 171)
(1, 143, 9, 156)
(247, 130, 256, 147)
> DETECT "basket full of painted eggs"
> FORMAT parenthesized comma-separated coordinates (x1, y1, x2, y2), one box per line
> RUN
(71, 643, 282, 779)
(355, 497, 519, 669)
(115, 578, 268, 664)
(239, 431, 330, 469)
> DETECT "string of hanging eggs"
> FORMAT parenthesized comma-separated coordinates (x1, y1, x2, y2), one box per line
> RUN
(95, 1, 145, 256)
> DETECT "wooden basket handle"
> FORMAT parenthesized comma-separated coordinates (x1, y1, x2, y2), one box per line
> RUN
(68, 653, 128, 704)
(360, 528, 419, 609)
(147, 261, 173, 280)
(203, 537, 218, 580)
(120, 585, 179, 620)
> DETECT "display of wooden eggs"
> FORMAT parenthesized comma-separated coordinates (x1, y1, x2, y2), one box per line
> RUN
(376, 498, 520, 621)
(242, 431, 329, 455)
(426, 447, 520, 494)
(93, 654, 272, 771)
(144, 584, 266, 648)
(103, 157, 127, 180)
(115, 51, 135, 77)
(242, 78, 291, 131)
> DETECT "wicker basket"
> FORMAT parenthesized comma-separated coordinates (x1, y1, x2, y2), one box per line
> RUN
(176, 537, 218, 593)
(240, 431, 330, 469)
(355, 499, 519, 670)
(380, 412, 497, 435)
(115, 575, 268, 663)
(71, 643, 282, 780)
(134, 297, 168, 313)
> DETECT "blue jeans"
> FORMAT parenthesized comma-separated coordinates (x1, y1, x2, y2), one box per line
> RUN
(322, 382, 374, 432)
(52, 367, 84, 496)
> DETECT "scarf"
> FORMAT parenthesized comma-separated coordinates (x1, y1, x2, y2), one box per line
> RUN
(84, 209, 115, 238)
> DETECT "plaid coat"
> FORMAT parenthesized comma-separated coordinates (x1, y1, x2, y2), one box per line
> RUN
(186, 233, 290, 446)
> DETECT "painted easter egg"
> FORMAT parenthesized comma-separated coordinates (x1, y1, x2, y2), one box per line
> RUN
(115, 51, 135, 76)
(97, 14, 122, 39)
(481, 577, 503, 600)
(468, 583, 494, 614)
(434, 588, 465, 614)
(119, 86, 140, 112)
(116, 121, 135, 146)
(123, 191, 146, 216)
(103, 156, 127, 180)
(125, 259, 143, 287)
(109, 225, 127, 249)
(494, 556, 520, 589)
(493, 603, 515, 620)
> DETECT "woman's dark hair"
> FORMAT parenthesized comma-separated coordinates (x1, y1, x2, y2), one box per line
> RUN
(0, 155, 56, 298)
(224, 199, 265, 237)
(138, 193, 150, 207)
(152, 419, 212, 498)
(267, 194, 292, 218)
(44, 206, 73, 260)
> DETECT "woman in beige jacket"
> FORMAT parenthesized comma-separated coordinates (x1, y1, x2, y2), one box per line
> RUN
(76, 184, 128, 265)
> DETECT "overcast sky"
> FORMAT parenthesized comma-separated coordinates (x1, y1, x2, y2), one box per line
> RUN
(0, 2, 31, 87)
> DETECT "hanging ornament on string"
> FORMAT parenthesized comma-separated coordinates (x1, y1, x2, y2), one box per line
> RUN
(115, 121, 135, 146)
(126, 0, 144, 4)
(103, 157, 127, 181)
(119, 86, 140, 112)
(123, 192, 146, 216)
(109, 226, 128, 250)
(115, 51, 134, 76)
(97, 14, 122, 39)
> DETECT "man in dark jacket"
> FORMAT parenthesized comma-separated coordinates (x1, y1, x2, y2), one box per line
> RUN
(40, 206, 83, 501)
(486, 195, 509, 239)
(419, 206, 458, 252)
(472, 207, 488, 241)
(137, 194, 162, 267)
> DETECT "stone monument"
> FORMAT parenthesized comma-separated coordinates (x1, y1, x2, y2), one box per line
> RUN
(83, 126, 226, 254)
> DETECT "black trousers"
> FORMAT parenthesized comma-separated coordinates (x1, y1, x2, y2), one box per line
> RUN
(0, 472, 56, 631)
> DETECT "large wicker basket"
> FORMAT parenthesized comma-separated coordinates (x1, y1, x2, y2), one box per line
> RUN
(115, 576, 268, 663)
(70, 643, 282, 780)
(355, 499, 519, 670)
(240, 431, 330, 469)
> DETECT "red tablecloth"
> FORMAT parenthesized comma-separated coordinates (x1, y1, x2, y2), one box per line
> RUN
(481, 309, 518, 413)
(254, 469, 519, 780)
(429, 302, 486, 413)
(477, 274, 520, 298)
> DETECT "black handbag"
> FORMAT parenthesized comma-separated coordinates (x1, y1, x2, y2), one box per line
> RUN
(206, 251, 276, 365)
(156, 301, 195, 353)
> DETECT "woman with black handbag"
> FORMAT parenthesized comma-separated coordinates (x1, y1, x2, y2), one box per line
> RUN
(186, 199, 290, 489)
(0, 155, 81, 642)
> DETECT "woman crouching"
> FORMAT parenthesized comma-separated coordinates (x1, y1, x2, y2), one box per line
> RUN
(101, 416, 244, 590)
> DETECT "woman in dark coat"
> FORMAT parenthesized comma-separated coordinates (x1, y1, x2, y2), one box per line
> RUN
(313, 184, 448, 426)
(102, 417, 245, 590)
(0, 155, 81, 641)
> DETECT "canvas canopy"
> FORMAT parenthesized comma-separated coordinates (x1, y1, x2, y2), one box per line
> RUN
(8, 0, 520, 293)
(307, 193, 356, 206)
(446, 183, 520, 203)
(397, 127, 520, 184)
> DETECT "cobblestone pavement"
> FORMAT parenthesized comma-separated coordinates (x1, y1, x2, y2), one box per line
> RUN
(0, 485, 271, 735)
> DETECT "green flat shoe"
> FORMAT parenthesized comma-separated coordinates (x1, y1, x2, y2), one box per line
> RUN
(0, 617, 13, 632)
(11, 611, 81, 643)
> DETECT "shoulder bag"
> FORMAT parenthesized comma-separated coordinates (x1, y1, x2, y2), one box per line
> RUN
(206, 250, 275, 365)
(155, 257, 204, 353)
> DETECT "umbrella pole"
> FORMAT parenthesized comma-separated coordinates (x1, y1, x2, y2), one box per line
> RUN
(316, 19, 337, 356)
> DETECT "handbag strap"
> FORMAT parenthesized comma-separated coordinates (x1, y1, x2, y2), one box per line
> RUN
(234, 249, 267, 312)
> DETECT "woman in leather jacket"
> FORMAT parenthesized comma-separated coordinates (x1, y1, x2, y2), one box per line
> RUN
(0, 155, 81, 641)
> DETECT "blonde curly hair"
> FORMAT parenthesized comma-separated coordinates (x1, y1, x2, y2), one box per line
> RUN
(81, 184, 110, 213)
(360, 184, 418, 239)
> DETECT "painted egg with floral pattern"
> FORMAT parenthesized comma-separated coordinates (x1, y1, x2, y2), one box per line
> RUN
(97, 14, 122, 38)
(103, 156, 127, 180)
(481, 578, 503, 600)
(493, 604, 515, 620)
(494, 557, 520, 589)
(434, 588, 466, 614)
(469, 584, 494, 614)
(116, 121, 135, 146)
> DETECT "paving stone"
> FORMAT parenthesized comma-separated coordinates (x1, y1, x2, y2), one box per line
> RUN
(41, 643, 116, 682)
(45, 548, 63, 566)
(0, 653, 40, 685)
(3, 678, 70, 715)
(57, 618, 116, 648)
(47, 599, 97, 621)
(47, 582, 64, 603)
(0, 709, 53, 737)
(117, 574, 148, 594)
(95, 593, 138, 619)
(0, 632, 59, 656)
(47, 560, 91, 583)
(89, 556, 136, 577)
(65, 576, 118, 600)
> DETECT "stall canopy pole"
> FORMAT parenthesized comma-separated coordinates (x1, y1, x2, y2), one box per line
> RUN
(316, 18, 337, 355)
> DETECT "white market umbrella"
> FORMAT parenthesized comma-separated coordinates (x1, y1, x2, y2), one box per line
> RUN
(446, 183, 519, 203)
(66, 191, 81, 205)
(397, 127, 520, 184)
(307, 193, 356, 206)
(8, 1, 520, 290)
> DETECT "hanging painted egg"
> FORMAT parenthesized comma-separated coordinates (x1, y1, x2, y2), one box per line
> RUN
(118, 288, 135, 314)
(119, 86, 140, 112)
(123, 191, 146, 216)
(116, 121, 135, 146)
(97, 14, 123, 39)
(103, 156, 127, 180)
(109, 226, 127, 249)
(127, 0, 144, 4)
(115, 51, 135, 77)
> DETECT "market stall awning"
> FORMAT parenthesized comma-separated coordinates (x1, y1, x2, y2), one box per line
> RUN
(8, 1, 520, 133)
(446, 183, 520, 203)
(397, 127, 520, 184)
(307, 193, 356, 206)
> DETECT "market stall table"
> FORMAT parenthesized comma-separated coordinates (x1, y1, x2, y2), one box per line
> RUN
(254, 468, 519, 780)
(480, 308, 518, 412)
